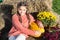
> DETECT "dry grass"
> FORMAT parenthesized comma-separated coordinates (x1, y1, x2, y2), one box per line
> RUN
(0, 0, 52, 13)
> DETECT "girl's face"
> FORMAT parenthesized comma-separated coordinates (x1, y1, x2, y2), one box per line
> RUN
(18, 6, 27, 15)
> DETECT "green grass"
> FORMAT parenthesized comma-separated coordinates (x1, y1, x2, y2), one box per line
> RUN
(52, 0, 60, 15)
(0, 0, 3, 3)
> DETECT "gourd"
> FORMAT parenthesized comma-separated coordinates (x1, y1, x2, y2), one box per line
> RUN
(30, 22, 45, 37)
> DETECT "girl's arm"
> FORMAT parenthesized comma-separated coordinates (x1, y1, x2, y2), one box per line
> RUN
(29, 14, 35, 24)
(29, 14, 44, 28)
(12, 14, 35, 36)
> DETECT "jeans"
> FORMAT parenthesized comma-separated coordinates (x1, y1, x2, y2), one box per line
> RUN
(9, 34, 26, 40)
(9, 36, 16, 40)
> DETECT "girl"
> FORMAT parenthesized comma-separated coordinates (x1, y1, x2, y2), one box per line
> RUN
(8, 2, 43, 40)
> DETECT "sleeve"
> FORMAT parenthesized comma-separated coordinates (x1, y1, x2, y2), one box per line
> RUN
(36, 20, 44, 28)
(12, 14, 35, 36)
(9, 31, 20, 36)
(29, 14, 35, 24)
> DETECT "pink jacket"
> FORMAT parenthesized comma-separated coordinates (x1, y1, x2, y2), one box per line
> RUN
(8, 14, 35, 37)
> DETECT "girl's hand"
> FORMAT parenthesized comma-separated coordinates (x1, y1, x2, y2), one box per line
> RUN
(34, 31, 41, 37)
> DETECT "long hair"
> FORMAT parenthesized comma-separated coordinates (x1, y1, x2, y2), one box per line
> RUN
(17, 2, 30, 23)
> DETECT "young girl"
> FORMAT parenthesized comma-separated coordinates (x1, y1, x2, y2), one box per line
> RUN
(8, 2, 43, 40)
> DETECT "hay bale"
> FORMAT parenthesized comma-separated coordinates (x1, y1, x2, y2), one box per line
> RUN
(0, 15, 5, 30)
(0, 0, 53, 13)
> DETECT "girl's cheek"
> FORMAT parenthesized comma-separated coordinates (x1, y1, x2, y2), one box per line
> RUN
(19, 11, 21, 14)
(23, 11, 26, 13)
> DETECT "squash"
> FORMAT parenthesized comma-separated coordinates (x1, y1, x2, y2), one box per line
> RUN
(30, 22, 45, 37)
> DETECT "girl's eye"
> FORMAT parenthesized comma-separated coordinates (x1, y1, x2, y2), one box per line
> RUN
(23, 9, 26, 11)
